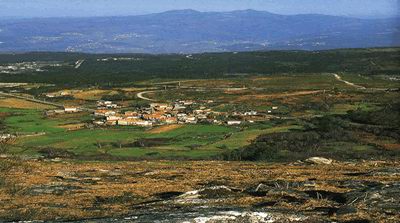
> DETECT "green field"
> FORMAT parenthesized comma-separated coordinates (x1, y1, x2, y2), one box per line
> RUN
(0, 105, 309, 160)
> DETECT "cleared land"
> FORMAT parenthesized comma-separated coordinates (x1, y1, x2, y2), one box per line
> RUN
(148, 124, 184, 134)
(0, 98, 55, 109)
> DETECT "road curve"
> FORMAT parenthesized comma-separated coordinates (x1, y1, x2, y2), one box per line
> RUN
(136, 91, 158, 101)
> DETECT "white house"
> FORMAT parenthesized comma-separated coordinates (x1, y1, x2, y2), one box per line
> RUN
(135, 121, 153, 127)
(227, 121, 242, 125)
(64, 107, 79, 113)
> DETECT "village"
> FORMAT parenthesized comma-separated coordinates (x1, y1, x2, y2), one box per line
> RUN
(45, 99, 279, 128)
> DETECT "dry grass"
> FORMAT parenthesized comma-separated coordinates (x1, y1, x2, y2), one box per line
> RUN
(73, 90, 119, 100)
(236, 90, 323, 102)
(0, 98, 55, 109)
(58, 123, 85, 131)
(0, 159, 398, 221)
(148, 124, 183, 134)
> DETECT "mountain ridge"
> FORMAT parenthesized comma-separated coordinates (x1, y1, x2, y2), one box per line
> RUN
(0, 9, 398, 53)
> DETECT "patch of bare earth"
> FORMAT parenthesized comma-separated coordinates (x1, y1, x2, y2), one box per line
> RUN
(0, 98, 55, 109)
(148, 124, 183, 134)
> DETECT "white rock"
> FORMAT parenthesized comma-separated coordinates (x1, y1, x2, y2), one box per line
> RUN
(305, 157, 333, 165)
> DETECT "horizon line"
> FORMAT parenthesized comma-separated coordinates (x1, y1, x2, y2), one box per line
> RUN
(0, 8, 398, 20)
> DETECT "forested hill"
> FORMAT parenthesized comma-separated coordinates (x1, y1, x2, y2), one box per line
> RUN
(0, 48, 399, 86)
(0, 10, 399, 53)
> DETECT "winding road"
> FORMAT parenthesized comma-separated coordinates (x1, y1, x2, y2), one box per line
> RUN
(136, 90, 158, 101)
(332, 73, 366, 89)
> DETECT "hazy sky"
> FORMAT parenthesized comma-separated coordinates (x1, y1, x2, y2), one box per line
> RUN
(0, 0, 398, 18)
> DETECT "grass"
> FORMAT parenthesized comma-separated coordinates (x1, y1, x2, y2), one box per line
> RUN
(1, 70, 398, 160)
(329, 102, 380, 114)
(0, 108, 64, 134)
(340, 73, 400, 89)
(14, 122, 301, 159)
(13, 122, 237, 159)
(201, 124, 302, 151)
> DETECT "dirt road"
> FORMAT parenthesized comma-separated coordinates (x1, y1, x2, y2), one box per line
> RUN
(333, 73, 366, 89)
(136, 90, 158, 101)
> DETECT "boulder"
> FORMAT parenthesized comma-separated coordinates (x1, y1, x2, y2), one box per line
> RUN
(305, 157, 333, 165)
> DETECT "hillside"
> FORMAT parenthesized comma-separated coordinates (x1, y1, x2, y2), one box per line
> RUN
(0, 48, 399, 86)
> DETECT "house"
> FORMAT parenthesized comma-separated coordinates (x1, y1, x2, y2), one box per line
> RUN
(64, 107, 79, 113)
(124, 111, 138, 117)
(194, 109, 205, 114)
(46, 109, 65, 116)
(185, 116, 197, 124)
(227, 121, 242, 125)
(150, 103, 171, 111)
(244, 111, 258, 116)
(106, 115, 122, 121)
(97, 100, 113, 107)
(197, 114, 208, 120)
(93, 121, 105, 125)
(0, 134, 14, 140)
(165, 117, 178, 124)
(173, 105, 186, 111)
(135, 121, 153, 127)
(106, 104, 118, 109)
(182, 100, 194, 106)
(45, 93, 56, 98)
(213, 120, 223, 125)
(94, 110, 116, 117)
(60, 91, 70, 96)
(143, 113, 166, 121)
(106, 120, 117, 126)
(118, 118, 140, 126)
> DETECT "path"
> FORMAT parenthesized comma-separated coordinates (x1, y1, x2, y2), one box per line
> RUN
(75, 59, 85, 69)
(333, 73, 366, 89)
(136, 90, 158, 101)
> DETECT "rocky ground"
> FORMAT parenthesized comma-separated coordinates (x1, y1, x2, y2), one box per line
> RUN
(0, 158, 399, 222)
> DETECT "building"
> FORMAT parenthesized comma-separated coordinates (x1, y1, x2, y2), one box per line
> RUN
(244, 111, 258, 116)
(94, 110, 116, 117)
(64, 107, 79, 113)
(106, 115, 123, 121)
(227, 121, 242, 125)
(185, 116, 197, 124)
(150, 103, 172, 111)
(118, 118, 140, 126)
(93, 121, 105, 125)
(124, 111, 138, 117)
(135, 121, 153, 127)
(165, 117, 178, 124)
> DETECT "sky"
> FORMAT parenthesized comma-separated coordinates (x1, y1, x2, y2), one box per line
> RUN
(0, 0, 398, 18)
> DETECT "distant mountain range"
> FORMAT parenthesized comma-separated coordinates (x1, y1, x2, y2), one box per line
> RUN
(0, 9, 399, 53)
